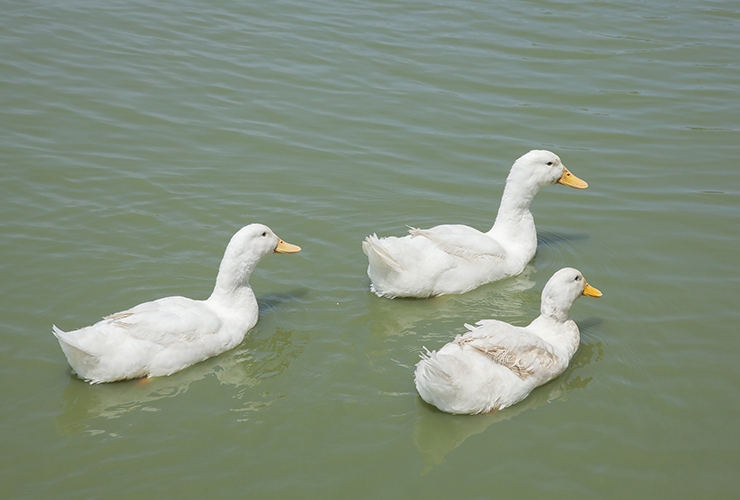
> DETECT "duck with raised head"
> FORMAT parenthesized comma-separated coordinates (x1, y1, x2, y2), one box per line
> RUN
(362, 150, 588, 298)
(53, 223, 301, 384)
(414, 267, 602, 415)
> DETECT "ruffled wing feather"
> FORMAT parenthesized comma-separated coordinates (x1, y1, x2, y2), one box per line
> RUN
(455, 321, 558, 381)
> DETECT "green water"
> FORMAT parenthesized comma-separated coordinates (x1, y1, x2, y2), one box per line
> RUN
(2, 0, 739, 497)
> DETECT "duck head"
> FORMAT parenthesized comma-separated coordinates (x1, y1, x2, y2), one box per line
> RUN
(228, 223, 301, 261)
(509, 150, 588, 191)
(212, 223, 301, 297)
(540, 267, 601, 321)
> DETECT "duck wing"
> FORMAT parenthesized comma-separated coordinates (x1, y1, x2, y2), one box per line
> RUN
(105, 296, 223, 347)
(455, 320, 558, 381)
(408, 225, 505, 261)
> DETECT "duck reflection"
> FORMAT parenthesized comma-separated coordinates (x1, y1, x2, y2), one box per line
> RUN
(364, 262, 539, 339)
(412, 319, 603, 472)
(55, 325, 305, 435)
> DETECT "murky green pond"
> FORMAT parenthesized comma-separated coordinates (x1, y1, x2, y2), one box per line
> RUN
(2, 0, 738, 497)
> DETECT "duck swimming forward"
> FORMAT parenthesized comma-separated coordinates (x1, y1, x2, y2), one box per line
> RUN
(414, 267, 602, 414)
(53, 223, 300, 384)
(363, 150, 588, 298)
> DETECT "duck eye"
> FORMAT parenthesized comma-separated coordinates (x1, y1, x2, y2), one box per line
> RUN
(261, 232, 267, 237)
(546, 161, 554, 166)
(574, 275, 580, 281)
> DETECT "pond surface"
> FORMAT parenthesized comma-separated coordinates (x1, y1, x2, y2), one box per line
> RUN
(2, 0, 739, 497)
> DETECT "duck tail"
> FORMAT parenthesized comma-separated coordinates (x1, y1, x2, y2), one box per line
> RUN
(363, 234, 406, 297)
(362, 234, 402, 271)
(52, 325, 101, 383)
(53, 325, 94, 355)
(414, 348, 464, 409)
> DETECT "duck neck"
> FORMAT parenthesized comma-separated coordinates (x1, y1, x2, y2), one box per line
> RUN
(529, 314, 580, 359)
(488, 177, 539, 254)
(207, 249, 260, 305)
(540, 297, 572, 323)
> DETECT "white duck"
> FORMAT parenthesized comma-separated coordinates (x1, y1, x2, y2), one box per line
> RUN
(52, 223, 301, 384)
(362, 150, 588, 298)
(414, 267, 602, 414)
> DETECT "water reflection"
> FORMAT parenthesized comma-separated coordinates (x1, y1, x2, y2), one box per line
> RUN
(363, 262, 540, 341)
(412, 323, 604, 472)
(257, 288, 310, 314)
(55, 326, 304, 435)
(537, 230, 590, 248)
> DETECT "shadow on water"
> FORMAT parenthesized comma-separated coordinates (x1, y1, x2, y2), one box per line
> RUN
(54, 326, 305, 436)
(412, 320, 605, 473)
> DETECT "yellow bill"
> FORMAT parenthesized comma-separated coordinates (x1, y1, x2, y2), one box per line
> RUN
(557, 165, 588, 189)
(274, 238, 301, 254)
(583, 282, 602, 298)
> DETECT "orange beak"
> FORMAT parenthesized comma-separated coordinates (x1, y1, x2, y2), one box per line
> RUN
(274, 237, 301, 254)
(557, 165, 588, 189)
